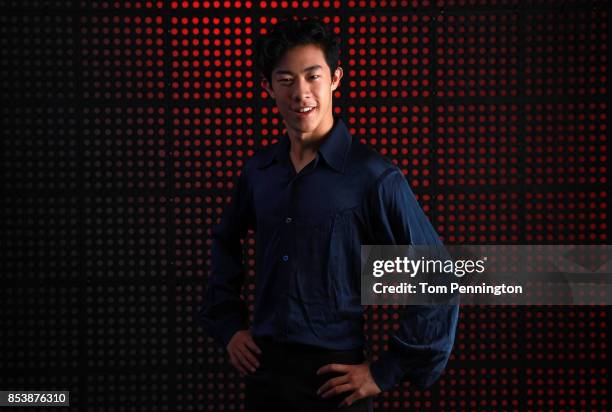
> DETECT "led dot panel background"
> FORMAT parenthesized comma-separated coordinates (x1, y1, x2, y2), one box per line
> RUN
(1, 1, 610, 411)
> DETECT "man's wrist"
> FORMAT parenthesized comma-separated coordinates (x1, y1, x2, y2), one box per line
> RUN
(369, 352, 404, 392)
(219, 317, 248, 348)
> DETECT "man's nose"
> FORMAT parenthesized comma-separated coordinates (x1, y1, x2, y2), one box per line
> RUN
(292, 77, 311, 100)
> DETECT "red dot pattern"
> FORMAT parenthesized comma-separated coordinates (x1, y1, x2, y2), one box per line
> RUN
(170, 16, 255, 100)
(0, 2, 608, 411)
(435, 13, 520, 98)
(436, 103, 520, 186)
(525, 10, 607, 97)
(347, 14, 432, 99)
(80, 15, 165, 99)
(525, 102, 607, 186)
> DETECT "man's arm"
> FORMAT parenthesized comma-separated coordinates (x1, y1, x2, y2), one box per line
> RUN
(365, 167, 460, 391)
(199, 164, 254, 348)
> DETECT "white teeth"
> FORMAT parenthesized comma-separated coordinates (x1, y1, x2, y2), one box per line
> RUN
(297, 107, 315, 113)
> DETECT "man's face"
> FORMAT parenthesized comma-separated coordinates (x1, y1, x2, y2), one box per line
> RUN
(262, 44, 342, 140)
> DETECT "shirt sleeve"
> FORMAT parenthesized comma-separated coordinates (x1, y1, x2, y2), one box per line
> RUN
(198, 164, 254, 348)
(365, 167, 460, 391)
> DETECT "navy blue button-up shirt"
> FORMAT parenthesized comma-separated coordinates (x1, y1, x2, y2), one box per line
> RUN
(200, 116, 459, 391)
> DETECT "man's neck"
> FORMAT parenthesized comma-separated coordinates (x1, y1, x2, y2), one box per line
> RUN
(287, 115, 335, 161)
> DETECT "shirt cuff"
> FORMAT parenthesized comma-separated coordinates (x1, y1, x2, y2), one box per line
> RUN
(217, 316, 248, 348)
(369, 350, 405, 392)
(369, 349, 444, 392)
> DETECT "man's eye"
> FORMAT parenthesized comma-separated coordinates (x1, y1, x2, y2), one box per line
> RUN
(311, 75, 320, 79)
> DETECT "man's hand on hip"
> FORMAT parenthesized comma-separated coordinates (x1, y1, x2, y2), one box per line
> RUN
(226, 330, 262, 377)
(316, 361, 382, 408)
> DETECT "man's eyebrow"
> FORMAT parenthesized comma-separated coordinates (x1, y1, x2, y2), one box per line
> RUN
(273, 65, 323, 76)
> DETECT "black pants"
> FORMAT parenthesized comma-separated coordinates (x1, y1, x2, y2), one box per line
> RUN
(245, 336, 374, 412)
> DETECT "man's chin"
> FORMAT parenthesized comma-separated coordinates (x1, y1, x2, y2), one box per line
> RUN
(285, 119, 317, 134)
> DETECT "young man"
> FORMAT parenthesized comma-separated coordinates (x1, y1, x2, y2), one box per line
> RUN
(200, 16, 459, 411)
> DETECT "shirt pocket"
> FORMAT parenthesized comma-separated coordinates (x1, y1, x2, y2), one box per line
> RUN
(292, 213, 335, 304)
(327, 206, 364, 321)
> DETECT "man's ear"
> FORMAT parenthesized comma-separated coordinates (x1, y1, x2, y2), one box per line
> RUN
(261, 77, 275, 99)
(331, 66, 343, 91)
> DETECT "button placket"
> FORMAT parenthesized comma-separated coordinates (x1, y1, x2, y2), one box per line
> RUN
(284, 178, 300, 301)
(279, 179, 294, 264)
(278, 179, 295, 339)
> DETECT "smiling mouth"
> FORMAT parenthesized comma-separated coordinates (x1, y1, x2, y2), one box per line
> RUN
(293, 106, 317, 114)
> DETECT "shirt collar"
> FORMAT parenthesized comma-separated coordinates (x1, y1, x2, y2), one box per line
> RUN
(257, 115, 352, 173)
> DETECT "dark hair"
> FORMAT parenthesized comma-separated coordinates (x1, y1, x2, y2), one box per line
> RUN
(253, 16, 341, 87)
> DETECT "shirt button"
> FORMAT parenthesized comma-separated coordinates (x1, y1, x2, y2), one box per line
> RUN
(285, 217, 292, 223)
(282, 255, 289, 262)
